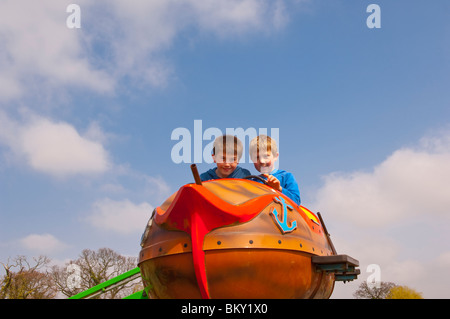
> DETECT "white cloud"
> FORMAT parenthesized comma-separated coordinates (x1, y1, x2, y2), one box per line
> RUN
(312, 132, 450, 228)
(20, 118, 111, 177)
(81, 0, 290, 89)
(0, 0, 293, 101)
(0, 0, 114, 101)
(185, 0, 273, 35)
(0, 110, 111, 177)
(312, 131, 450, 298)
(436, 251, 450, 268)
(385, 259, 426, 286)
(86, 198, 153, 235)
(96, 163, 173, 204)
(20, 233, 68, 255)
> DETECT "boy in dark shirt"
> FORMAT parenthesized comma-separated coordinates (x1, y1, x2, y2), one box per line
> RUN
(200, 135, 251, 181)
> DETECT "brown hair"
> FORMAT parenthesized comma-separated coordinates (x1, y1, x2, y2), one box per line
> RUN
(212, 135, 243, 159)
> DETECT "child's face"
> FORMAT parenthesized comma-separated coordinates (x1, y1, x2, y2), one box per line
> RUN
(213, 152, 238, 178)
(252, 151, 279, 174)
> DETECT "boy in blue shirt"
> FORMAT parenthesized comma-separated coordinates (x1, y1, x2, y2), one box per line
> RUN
(249, 135, 301, 205)
(200, 135, 251, 181)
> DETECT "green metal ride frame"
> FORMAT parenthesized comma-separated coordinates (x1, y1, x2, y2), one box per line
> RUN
(69, 267, 148, 299)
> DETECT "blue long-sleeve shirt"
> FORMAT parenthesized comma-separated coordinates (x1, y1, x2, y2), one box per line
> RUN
(200, 166, 300, 206)
(200, 166, 251, 181)
(260, 169, 301, 206)
(273, 169, 301, 206)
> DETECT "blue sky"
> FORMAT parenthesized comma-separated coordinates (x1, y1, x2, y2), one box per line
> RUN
(1, 0, 450, 298)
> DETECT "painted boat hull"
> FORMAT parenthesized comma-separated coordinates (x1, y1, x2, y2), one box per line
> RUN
(138, 178, 337, 299)
(139, 249, 334, 299)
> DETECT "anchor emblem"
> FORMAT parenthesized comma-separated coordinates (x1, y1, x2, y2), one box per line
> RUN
(270, 196, 297, 234)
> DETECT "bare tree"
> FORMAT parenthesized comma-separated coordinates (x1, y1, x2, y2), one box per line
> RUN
(353, 281, 397, 299)
(51, 247, 142, 299)
(0, 255, 56, 299)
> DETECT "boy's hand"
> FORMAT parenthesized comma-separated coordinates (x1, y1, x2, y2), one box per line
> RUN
(262, 174, 282, 192)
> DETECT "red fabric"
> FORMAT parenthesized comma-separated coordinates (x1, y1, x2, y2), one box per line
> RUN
(155, 184, 274, 299)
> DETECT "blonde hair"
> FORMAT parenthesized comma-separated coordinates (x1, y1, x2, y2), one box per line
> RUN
(249, 135, 278, 162)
